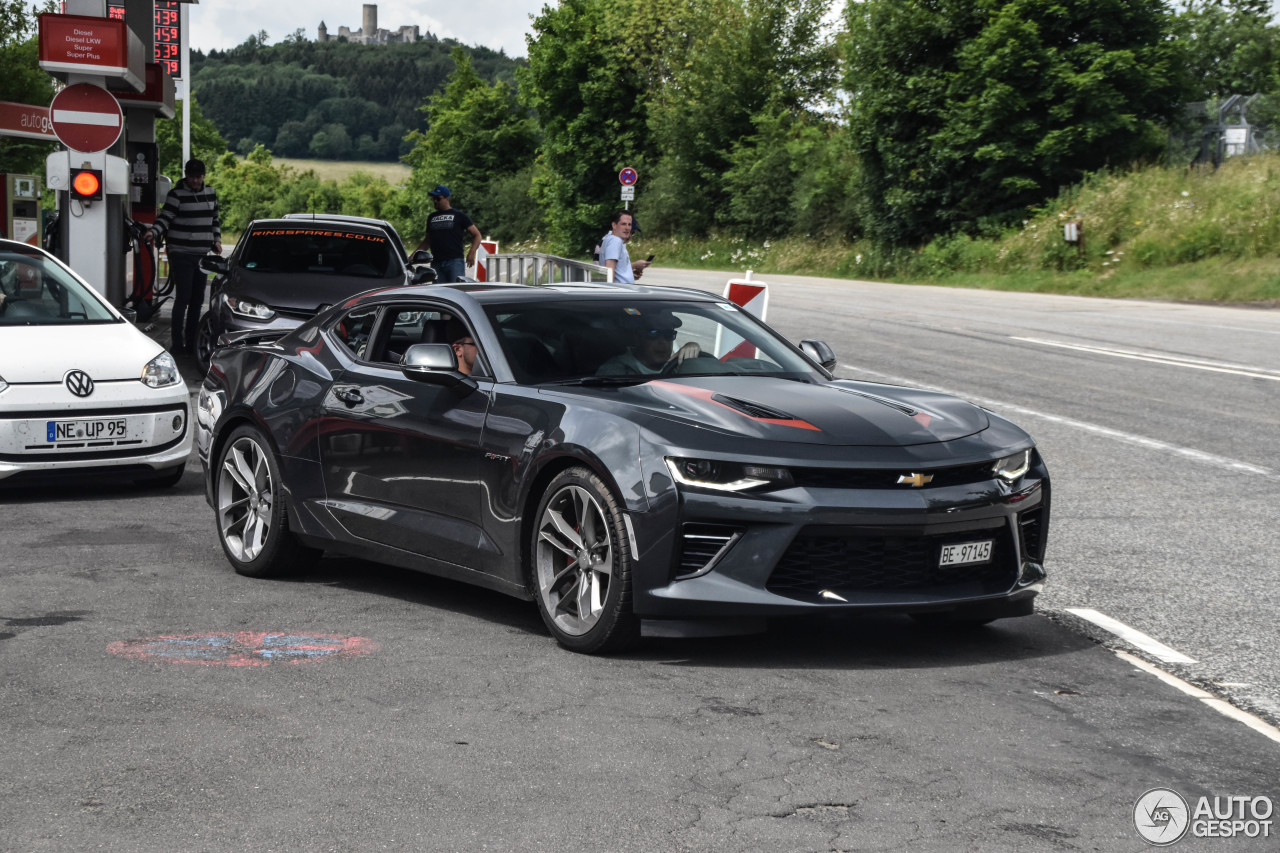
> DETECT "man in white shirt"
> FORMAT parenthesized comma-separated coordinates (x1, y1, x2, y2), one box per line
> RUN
(600, 210, 651, 284)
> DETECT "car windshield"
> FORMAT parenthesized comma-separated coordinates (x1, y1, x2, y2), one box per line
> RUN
(0, 248, 118, 326)
(238, 227, 399, 277)
(484, 298, 819, 385)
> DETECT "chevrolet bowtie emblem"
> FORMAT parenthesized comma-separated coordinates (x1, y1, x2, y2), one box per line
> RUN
(897, 472, 933, 487)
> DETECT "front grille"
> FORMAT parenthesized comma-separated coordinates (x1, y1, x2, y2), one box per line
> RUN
(766, 527, 1016, 599)
(790, 461, 997, 490)
(675, 524, 742, 578)
(1018, 508, 1046, 561)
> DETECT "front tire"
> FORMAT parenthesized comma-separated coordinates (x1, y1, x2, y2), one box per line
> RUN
(194, 311, 216, 370)
(531, 467, 639, 654)
(214, 425, 318, 578)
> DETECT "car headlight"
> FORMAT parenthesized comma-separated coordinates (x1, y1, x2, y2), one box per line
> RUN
(665, 457, 793, 492)
(142, 352, 181, 388)
(225, 294, 275, 320)
(992, 449, 1030, 481)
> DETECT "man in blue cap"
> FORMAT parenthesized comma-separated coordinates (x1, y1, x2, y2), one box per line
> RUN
(415, 185, 482, 283)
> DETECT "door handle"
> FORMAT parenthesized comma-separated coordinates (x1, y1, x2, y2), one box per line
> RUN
(334, 387, 364, 406)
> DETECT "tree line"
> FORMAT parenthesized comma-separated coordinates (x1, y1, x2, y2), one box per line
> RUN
(190, 35, 523, 161)
(403, 0, 1280, 255)
(7, 0, 1280, 264)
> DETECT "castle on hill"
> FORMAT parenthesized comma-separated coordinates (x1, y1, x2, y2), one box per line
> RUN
(317, 4, 432, 45)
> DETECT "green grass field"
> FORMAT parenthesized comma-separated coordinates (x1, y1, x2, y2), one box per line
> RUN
(273, 158, 412, 185)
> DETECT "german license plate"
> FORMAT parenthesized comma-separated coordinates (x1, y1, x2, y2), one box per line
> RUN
(47, 417, 129, 442)
(939, 540, 993, 567)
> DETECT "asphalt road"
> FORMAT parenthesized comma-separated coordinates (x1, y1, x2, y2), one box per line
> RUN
(2, 273, 1278, 852)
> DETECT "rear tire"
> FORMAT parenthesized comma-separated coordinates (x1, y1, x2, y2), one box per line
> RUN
(214, 425, 318, 578)
(530, 467, 639, 654)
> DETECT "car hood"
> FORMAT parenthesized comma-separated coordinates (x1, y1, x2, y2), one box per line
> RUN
(0, 323, 163, 382)
(227, 271, 405, 312)
(545, 376, 989, 446)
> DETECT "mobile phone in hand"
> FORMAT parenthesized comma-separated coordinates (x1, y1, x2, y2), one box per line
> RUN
(646, 254, 655, 262)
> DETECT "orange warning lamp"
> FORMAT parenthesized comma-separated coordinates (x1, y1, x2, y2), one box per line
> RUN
(71, 169, 103, 202)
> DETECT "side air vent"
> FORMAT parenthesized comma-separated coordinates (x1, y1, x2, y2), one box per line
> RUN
(675, 524, 743, 579)
(1018, 508, 1047, 561)
(712, 394, 795, 421)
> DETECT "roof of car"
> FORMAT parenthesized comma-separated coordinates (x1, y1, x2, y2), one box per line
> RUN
(246, 217, 392, 237)
(367, 281, 725, 305)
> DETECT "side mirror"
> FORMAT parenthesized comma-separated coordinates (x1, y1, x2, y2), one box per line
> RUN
(411, 266, 437, 285)
(799, 340, 837, 373)
(120, 307, 138, 324)
(200, 254, 229, 274)
(409, 249, 433, 266)
(401, 343, 476, 395)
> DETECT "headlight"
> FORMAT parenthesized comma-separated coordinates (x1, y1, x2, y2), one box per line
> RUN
(666, 457, 793, 492)
(142, 352, 181, 387)
(225, 294, 275, 320)
(992, 449, 1030, 481)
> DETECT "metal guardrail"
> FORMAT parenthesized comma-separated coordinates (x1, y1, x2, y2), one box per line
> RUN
(483, 253, 613, 285)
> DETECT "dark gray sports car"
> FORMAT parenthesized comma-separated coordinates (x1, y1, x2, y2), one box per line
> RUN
(196, 282, 1049, 653)
(195, 217, 435, 367)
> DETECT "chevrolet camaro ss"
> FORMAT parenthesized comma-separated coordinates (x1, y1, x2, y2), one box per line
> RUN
(196, 282, 1049, 653)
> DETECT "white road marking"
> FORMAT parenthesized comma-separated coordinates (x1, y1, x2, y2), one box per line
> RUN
(1065, 608, 1197, 664)
(1114, 651, 1280, 745)
(1011, 336, 1280, 381)
(838, 364, 1279, 481)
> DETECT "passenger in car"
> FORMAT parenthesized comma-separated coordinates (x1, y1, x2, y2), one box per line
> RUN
(452, 335, 478, 375)
(597, 311, 699, 375)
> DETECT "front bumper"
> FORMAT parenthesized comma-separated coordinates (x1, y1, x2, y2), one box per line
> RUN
(630, 456, 1049, 621)
(0, 380, 192, 481)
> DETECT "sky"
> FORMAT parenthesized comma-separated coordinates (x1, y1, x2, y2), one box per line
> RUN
(188, 1, 547, 59)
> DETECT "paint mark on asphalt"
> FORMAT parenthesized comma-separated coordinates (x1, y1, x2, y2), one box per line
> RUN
(1064, 608, 1197, 664)
(1114, 650, 1280, 746)
(839, 365, 1279, 481)
(107, 632, 378, 666)
(1010, 337, 1280, 381)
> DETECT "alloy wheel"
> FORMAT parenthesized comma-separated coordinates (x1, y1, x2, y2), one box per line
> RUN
(217, 436, 274, 562)
(535, 484, 615, 636)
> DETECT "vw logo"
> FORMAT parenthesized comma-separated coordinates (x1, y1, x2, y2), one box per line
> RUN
(65, 370, 95, 398)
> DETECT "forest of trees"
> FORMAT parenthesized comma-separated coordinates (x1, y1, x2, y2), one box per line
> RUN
(7, 0, 1280, 262)
(190, 35, 523, 160)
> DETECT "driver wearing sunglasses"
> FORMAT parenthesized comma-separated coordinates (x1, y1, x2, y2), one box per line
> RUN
(597, 310, 701, 375)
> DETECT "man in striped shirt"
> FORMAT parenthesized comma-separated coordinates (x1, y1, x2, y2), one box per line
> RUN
(145, 159, 222, 354)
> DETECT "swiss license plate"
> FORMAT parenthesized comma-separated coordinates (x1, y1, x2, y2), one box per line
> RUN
(47, 418, 129, 442)
(939, 539, 993, 567)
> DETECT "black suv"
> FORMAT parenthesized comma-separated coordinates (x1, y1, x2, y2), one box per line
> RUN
(196, 217, 434, 366)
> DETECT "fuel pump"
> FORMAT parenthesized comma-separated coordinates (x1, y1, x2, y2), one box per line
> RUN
(0, 174, 43, 246)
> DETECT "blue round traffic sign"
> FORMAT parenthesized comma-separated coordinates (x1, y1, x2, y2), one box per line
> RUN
(619, 167, 638, 186)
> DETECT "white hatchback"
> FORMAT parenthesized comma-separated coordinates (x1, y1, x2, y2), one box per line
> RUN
(0, 239, 191, 487)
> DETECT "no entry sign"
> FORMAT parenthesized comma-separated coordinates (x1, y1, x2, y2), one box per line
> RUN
(49, 83, 123, 153)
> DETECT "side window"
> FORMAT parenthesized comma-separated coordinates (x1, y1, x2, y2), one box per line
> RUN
(331, 306, 380, 359)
